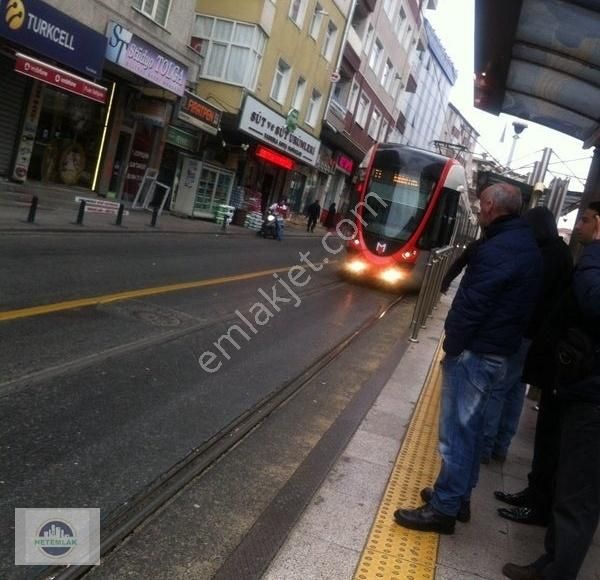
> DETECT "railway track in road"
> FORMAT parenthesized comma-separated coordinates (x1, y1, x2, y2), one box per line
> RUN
(39, 292, 407, 580)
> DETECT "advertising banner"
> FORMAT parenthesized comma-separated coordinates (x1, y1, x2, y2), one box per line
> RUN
(105, 21, 187, 96)
(0, 0, 106, 78)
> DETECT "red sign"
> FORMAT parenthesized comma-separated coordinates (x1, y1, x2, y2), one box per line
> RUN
(336, 153, 355, 175)
(255, 145, 294, 170)
(15, 53, 107, 104)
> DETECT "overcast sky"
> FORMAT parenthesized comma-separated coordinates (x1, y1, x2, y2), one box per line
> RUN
(426, 0, 593, 215)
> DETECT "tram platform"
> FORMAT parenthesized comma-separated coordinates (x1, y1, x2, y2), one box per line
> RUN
(263, 292, 600, 580)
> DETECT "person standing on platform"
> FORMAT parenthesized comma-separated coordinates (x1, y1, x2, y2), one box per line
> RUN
(306, 199, 321, 233)
(393, 183, 543, 535)
(503, 202, 600, 580)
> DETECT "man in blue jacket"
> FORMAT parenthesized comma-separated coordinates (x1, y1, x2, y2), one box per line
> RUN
(394, 183, 543, 534)
(503, 201, 600, 580)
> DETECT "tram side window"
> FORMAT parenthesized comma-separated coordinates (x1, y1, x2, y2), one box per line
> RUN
(419, 188, 459, 250)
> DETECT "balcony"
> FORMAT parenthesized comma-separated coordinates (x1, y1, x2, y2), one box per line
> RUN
(347, 26, 363, 60)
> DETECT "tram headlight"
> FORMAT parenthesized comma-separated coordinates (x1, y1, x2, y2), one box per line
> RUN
(345, 259, 368, 274)
(379, 267, 405, 284)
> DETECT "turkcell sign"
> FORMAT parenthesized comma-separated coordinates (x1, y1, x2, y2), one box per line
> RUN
(0, 0, 106, 78)
(105, 21, 187, 96)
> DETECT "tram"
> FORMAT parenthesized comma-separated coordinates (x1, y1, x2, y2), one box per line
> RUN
(342, 143, 478, 290)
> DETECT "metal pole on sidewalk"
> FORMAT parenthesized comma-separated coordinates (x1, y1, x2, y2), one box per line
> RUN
(115, 203, 124, 226)
(409, 255, 435, 342)
(27, 195, 38, 223)
(150, 206, 159, 227)
(75, 200, 86, 225)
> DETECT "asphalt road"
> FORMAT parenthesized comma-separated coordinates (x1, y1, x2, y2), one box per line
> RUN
(0, 232, 404, 579)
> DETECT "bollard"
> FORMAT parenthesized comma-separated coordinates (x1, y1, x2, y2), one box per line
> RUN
(115, 203, 125, 226)
(75, 199, 86, 225)
(27, 195, 38, 223)
(150, 206, 159, 227)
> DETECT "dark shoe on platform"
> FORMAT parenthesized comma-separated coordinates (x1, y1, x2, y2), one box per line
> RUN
(420, 487, 471, 523)
(498, 506, 548, 526)
(494, 488, 532, 507)
(502, 562, 542, 580)
(394, 503, 455, 534)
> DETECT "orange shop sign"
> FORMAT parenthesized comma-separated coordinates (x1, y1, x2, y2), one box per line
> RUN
(178, 91, 222, 135)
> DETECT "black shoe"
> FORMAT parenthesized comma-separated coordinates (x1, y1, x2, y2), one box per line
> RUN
(420, 487, 471, 523)
(502, 562, 542, 579)
(393, 503, 455, 534)
(497, 506, 548, 526)
(494, 488, 532, 507)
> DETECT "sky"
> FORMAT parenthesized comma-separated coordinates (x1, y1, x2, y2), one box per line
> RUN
(426, 0, 593, 227)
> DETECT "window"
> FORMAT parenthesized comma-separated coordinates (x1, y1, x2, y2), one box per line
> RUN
(363, 24, 374, 54)
(380, 118, 389, 142)
(271, 59, 291, 103)
(309, 3, 324, 39)
(132, 0, 171, 26)
(394, 7, 407, 41)
(355, 92, 371, 128)
(306, 89, 322, 126)
(322, 21, 338, 61)
(195, 15, 266, 89)
(292, 76, 306, 111)
(369, 39, 383, 74)
(347, 79, 360, 114)
(368, 108, 382, 139)
(289, 0, 307, 28)
(382, 59, 393, 92)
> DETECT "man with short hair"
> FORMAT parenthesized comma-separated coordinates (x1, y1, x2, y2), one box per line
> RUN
(503, 201, 600, 580)
(394, 183, 543, 534)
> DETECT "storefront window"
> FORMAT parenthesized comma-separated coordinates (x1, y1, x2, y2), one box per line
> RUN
(28, 87, 105, 188)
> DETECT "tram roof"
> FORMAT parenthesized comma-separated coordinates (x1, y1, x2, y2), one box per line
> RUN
(474, 0, 600, 148)
(376, 144, 454, 164)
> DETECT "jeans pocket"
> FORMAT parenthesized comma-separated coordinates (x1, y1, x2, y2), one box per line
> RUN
(464, 352, 506, 393)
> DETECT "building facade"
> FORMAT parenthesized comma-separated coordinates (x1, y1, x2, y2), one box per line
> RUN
(0, 0, 201, 202)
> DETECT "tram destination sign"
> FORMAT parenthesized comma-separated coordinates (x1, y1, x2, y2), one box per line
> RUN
(1, 0, 106, 78)
(238, 95, 320, 166)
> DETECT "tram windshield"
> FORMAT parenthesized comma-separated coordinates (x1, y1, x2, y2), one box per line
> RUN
(362, 149, 446, 241)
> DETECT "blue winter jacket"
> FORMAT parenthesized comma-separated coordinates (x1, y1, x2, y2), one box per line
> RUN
(443, 215, 543, 357)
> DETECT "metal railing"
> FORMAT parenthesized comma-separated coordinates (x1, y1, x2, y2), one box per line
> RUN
(408, 245, 457, 342)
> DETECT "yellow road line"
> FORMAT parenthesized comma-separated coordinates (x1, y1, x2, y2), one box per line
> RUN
(354, 340, 443, 580)
(0, 265, 298, 322)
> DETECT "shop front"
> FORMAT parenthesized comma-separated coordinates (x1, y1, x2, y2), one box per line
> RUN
(99, 21, 188, 202)
(236, 95, 321, 212)
(0, 0, 108, 186)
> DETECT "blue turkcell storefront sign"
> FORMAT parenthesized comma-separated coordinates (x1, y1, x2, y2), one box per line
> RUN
(0, 0, 106, 78)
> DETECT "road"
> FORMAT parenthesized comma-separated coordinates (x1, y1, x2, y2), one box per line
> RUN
(0, 231, 414, 579)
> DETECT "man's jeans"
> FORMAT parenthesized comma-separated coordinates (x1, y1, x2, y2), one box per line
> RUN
(482, 338, 531, 460)
(431, 350, 507, 517)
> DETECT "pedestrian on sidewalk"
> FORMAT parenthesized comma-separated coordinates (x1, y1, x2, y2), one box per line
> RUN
(393, 183, 543, 535)
(503, 202, 600, 580)
(306, 199, 321, 233)
(481, 207, 573, 466)
(324, 202, 336, 230)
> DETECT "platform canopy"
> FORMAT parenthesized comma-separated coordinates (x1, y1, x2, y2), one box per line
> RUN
(474, 0, 600, 148)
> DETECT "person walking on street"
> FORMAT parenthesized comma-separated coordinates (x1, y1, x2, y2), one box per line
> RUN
(394, 183, 543, 535)
(481, 207, 573, 466)
(503, 202, 600, 580)
(306, 199, 321, 233)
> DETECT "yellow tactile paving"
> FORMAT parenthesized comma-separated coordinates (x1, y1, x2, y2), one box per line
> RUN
(354, 340, 443, 580)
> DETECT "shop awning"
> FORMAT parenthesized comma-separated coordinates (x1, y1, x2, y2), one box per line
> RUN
(474, 0, 600, 148)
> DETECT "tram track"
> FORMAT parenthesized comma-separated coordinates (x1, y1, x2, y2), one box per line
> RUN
(39, 292, 406, 580)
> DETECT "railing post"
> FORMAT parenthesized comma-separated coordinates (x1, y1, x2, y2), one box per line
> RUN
(115, 203, 125, 226)
(409, 254, 435, 342)
(75, 200, 86, 225)
(150, 206, 159, 227)
(27, 195, 38, 223)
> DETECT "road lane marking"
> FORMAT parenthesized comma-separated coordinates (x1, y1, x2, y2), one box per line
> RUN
(0, 265, 316, 322)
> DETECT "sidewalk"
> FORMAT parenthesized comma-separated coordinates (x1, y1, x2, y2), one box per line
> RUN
(0, 181, 319, 237)
(263, 292, 600, 580)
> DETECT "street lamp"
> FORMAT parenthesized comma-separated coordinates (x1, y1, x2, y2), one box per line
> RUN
(506, 121, 528, 168)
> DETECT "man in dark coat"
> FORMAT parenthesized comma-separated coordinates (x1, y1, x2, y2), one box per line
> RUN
(482, 207, 573, 467)
(306, 199, 321, 233)
(394, 183, 543, 535)
(503, 201, 600, 580)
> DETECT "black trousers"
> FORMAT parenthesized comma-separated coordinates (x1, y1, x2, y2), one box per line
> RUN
(534, 401, 600, 579)
(528, 388, 561, 515)
(307, 215, 318, 232)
